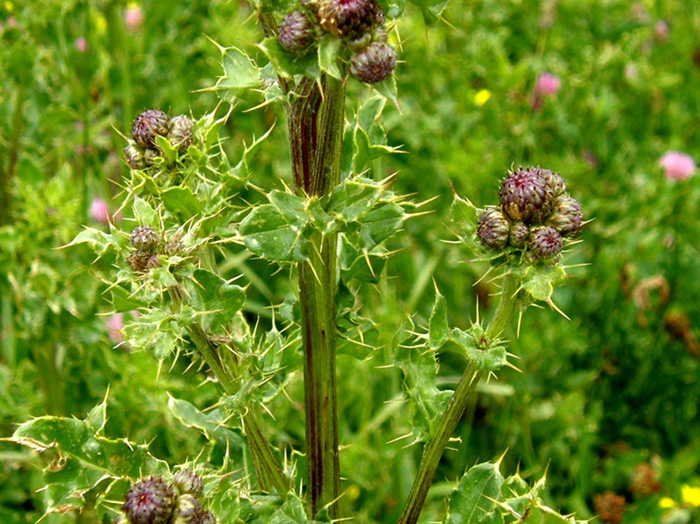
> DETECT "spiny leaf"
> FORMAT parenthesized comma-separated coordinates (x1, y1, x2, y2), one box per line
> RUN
(318, 34, 343, 79)
(192, 269, 246, 332)
(429, 286, 449, 350)
(446, 462, 505, 524)
(239, 203, 307, 262)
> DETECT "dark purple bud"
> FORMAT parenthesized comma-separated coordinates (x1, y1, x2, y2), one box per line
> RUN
(170, 494, 202, 524)
(132, 109, 170, 148)
(548, 195, 582, 236)
(477, 208, 510, 249)
(125, 143, 147, 170)
(499, 167, 553, 223)
(278, 11, 314, 54)
(318, 0, 384, 43)
(349, 42, 397, 84)
(528, 225, 563, 259)
(173, 470, 204, 497)
(167, 115, 195, 151)
(129, 225, 160, 252)
(123, 476, 177, 524)
(128, 251, 150, 273)
(509, 222, 529, 247)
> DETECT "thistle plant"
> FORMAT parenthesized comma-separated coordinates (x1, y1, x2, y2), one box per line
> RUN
(9, 2, 589, 524)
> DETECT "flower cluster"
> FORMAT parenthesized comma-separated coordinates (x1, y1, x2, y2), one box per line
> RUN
(127, 225, 184, 273)
(119, 472, 215, 524)
(125, 109, 195, 170)
(477, 167, 583, 259)
(277, 0, 397, 84)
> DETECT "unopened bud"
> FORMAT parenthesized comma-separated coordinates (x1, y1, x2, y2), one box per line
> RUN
(548, 195, 582, 236)
(123, 476, 177, 524)
(167, 115, 195, 151)
(499, 167, 553, 223)
(528, 225, 563, 259)
(509, 222, 529, 247)
(278, 11, 314, 54)
(477, 208, 510, 249)
(129, 226, 160, 252)
(132, 109, 170, 148)
(349, 42, 397, 84)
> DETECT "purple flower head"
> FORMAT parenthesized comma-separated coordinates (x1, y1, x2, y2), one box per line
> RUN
(75, 37, 87, 53)
(659, 151, 695, 181)
(90, 198, 110, 223)
(126, 5, 144, 30)
(107, 313, 124, 343)
(535, 72, 561, 97)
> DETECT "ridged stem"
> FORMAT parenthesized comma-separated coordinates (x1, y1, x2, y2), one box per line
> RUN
(289, 75, 346, 517)
(398, 271, 520, 524)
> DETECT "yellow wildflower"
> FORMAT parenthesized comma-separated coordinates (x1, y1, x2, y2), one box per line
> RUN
(474, 89, 491, 107)
(681, 485, 700, 507)
(659, 497, 676, 509)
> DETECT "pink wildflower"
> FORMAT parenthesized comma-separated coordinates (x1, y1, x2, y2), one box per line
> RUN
(535, 72, 561, 96)
(107, 313, 124, 343)
(7, 16, 18, 27)
(654, 20, 669, 43)
(660, 151, 696, 181)
(90, 198, 111, 223)
(125, 5, 143, 30)
(75, 37, 87, 53)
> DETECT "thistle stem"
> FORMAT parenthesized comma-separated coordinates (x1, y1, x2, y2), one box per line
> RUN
(185, 320, 289, 495)
(289, 75, 346, 517)
(397, 271, 520, 524)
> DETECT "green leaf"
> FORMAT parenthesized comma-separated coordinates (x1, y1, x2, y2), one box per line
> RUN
(410, 0, 449, 25)
(373, 74, 398, 103)
(121, 309, 181, 360)
(239, 203, 307, 262)
(359, 202, 406, 249)
(258, 37, 319, 80)
(451, 326, 508, 372)
(9, 416, 168, 516)
(327, 176, 384, 223)
(67, 228, 115, 256)
(318, 35, 343, 79)
(520, 265, 567, 303)
(269, 493, 308, 524)
(133, 196, 158, 226)
(395, 320, 453, 442)
(429, 287, 449, 350)
(161, 186, 202, 221)
(215, 46, 262, 103)
(446, 462, 505, 524)
(109, 285, 150, 313)
(167, 395, 245, 449)
(193, 269, 246, 330)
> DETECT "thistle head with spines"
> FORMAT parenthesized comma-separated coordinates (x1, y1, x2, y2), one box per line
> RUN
(477, 166, 583, 262)
(277, 0, 398, 84)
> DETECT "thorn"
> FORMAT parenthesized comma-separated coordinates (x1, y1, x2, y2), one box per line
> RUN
(546, 298, 570, 320)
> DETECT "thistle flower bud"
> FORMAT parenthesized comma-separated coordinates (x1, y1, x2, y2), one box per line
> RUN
(318, 0, 384, 43)
(173, 470, 204, 497)
(278, 11, 314, 54)
(132, 109, 170, 148)
(146, 255, 161, 269)
(509, 222, 529, 247)
(200, 510, 217, 524)
(548, 195, 582, 236)
(477, 208, 510, 249)
(170, 494, 202, 524)
(143, 148, 160, 164)
(499, 167, 553, 223)
(528, 225, 563, 259)
(125, 143, 147, 170)
(164, 238, 185, 256)
(129, 226, 160, 252)
(123, 476, 177, 524)
(541, 168, 567, 197)
(128, 251, 150, 273)
(167, 115, 195, 151)
(349, 42, 397, 84)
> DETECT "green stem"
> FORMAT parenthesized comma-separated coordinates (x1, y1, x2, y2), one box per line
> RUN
(289, 75, 346, 517)
(0, 82, 26, 226)
(185, 319, 289, 495)
(397, 271, 520, 524)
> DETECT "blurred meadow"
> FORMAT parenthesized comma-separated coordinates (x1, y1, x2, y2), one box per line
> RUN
(1, 0, 700, 523)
